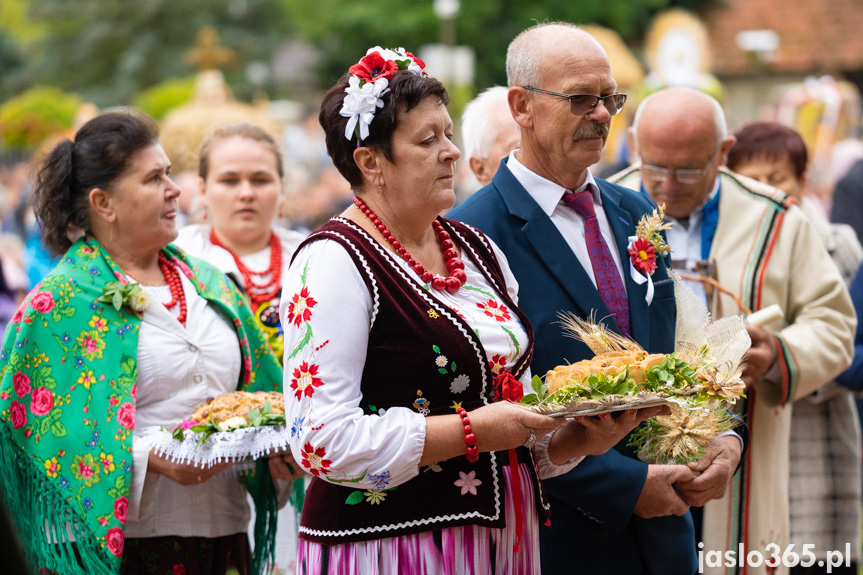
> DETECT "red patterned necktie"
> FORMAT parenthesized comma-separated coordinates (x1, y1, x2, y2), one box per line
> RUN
(562, 189, 631, 337)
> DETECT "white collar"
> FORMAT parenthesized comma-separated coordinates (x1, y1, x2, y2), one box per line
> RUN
(507, 150, 601, 218)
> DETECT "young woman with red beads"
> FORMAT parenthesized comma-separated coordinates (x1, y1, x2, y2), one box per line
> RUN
(0, 111, 283, 575)
(175, 123, 307, 362)
(281, 47, 665, 574)
(175, 123, 307, 575)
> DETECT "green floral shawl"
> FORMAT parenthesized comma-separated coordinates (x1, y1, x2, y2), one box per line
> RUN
(0, 236, 283, 574)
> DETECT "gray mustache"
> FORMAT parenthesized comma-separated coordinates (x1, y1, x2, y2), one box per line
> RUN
(574, 123, 609, 140)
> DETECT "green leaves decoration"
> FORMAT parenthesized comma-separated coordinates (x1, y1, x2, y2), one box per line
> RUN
(97, 281, 146, 312)
(520, 353, 700, 407)
(171, 400, 285, 445)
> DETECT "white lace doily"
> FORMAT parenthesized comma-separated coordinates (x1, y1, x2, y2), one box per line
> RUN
(139, 425, 291, 469)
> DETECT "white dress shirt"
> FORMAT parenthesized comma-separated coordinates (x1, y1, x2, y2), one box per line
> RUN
(506, 151, 627, 291)
(663, 177, 720, 305)
(126, 270, 249, 539)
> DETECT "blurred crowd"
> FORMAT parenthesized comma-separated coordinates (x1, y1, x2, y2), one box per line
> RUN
(4, 26, 863, 574)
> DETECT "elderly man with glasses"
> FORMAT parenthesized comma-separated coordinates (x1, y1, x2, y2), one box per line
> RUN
(450, 23, 733, 575)
(610, 86, 855, 575)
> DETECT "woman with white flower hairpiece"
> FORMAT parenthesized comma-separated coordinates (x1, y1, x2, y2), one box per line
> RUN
(0, 111, 283, 575)
(282, 46, 665, 574)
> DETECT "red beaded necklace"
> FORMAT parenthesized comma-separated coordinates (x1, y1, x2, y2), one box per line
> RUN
(353, 196, 466, 294)
(209, 229, 283, 308)
(157, 251, 187, 326)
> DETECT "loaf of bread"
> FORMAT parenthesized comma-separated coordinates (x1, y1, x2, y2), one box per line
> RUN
(190, 391, 284, 424)
(545, 350, 666, 393)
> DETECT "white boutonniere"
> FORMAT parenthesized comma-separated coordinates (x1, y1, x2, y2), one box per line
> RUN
(627, 204, 672, 305)
(97, 281, 151, 313)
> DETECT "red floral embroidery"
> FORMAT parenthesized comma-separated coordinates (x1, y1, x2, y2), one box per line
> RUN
(628, 237, 657, 275)
(301, 442, 333, 477)
(489, 354, 508, 375)
(114, 496, 128, 524)
(287, 287, 317, 328)
(10, 400, 26, 429)
(10, 304, 24, 325)
(349, 51, 398, 83)
(173, 566, 186, 575)
(13, 372, 31, 397)
(30, 387, 53, 416)
(105, 526, 124, 557)
(477, 299, 511, 322)
(290, 362, 324, 401)
(116, 402, 135, 429)
(29, 291, 55, 313)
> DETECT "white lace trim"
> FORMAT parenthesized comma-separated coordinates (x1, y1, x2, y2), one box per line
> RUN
(139, 425, 290, 469)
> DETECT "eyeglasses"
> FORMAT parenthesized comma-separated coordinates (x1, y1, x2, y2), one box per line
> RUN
(523, 86, 627, 116)
(641, 146, 722, 185)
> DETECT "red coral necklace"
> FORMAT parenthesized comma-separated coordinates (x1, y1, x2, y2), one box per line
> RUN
(209, 229, 283, 308)
(353, 196, 466, 293)
(158, 251, 187, 326)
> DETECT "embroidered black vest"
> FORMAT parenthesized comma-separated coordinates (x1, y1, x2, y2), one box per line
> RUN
(294, 217, 549, 545)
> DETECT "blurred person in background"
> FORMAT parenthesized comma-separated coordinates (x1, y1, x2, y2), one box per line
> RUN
(727, 122, 862, 574)
(0, 111, 283, 575)
(175, 122, 307, 575)
(461, 86, 521, 188)
(832, 156, 863, 243)
(0, 233, 28, 335)
(0, 155, 32, 238)
(283, 44, 662, 574)
(170, 170, 206, 228)
(175, 123, 307, 362)
(281, 111, 353, 234)
(0, 155, 58, 288)
(613, 87, 855, 575)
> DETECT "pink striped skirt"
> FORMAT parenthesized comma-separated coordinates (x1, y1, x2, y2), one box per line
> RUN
(296, 463, 540, 575)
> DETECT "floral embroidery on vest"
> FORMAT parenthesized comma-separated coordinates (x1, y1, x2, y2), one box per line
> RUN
(454, 470, 482, 495)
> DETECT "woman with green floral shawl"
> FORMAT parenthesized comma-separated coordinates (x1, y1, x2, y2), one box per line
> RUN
(0, 111, 283, 575)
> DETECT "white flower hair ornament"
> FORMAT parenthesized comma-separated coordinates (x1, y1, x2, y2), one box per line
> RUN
(339, 46, 427, 142)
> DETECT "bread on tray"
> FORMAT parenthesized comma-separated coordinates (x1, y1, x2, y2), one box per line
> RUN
(190, 391, 284, 425)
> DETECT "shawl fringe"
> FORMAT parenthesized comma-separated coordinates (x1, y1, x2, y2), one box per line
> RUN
(0, 426, 117, 575)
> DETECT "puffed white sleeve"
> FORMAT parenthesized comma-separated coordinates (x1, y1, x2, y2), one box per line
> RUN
(281, 239, 427, 490)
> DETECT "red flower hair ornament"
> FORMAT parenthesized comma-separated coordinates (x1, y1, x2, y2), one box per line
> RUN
(340, 46, 427, 142)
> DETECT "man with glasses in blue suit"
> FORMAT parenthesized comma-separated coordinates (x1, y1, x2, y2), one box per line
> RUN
(449, 23, 743, 575)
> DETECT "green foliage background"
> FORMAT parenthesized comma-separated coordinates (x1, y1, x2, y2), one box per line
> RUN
(0, 0, 715, 150)
(0, 87, 80, 150)
(133, 77, 197, 121)
(1, 0, 713, 107)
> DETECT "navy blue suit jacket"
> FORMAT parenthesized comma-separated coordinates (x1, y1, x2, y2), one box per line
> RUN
(449, 159, 697, 575)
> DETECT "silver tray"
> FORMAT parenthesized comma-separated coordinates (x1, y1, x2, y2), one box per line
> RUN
(525, 394, 676, 418)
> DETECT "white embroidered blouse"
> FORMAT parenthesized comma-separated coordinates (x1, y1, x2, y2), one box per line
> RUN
(280, 227, 581, 491)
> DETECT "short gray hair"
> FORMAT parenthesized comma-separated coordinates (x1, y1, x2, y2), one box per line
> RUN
(506, 21, 585, 88)
(461, 86, 511, 159)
